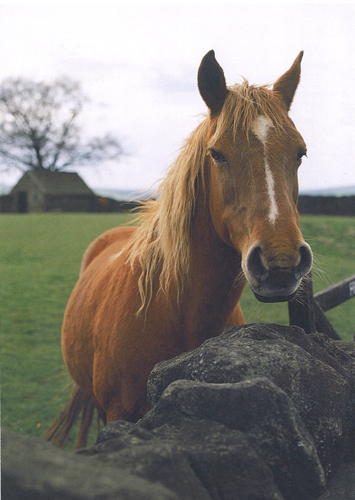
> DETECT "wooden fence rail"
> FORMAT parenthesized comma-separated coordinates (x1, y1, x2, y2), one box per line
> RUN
(288, 274, 355, 340)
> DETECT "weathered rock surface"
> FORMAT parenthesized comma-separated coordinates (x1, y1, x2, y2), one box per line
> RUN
(3, 324, 355, 500)
(2, 429, 178, 500)
(82, 417, 284, 500)
(148, 324, 355, 476)
(317, 462, 355, 499)
(140, 377, 325, 500)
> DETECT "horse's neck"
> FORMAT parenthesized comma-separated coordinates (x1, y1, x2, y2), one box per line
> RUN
(191, 202, 243, 295)
(177, 197, 244, 347)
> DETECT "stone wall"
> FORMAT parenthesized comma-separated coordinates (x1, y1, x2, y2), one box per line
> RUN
(2, 194, 354, 215)
(3, 324, 355, 500)
(298, 195, 355, 216)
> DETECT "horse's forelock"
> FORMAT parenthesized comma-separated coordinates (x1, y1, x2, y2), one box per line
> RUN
(213, 81, 287, 143)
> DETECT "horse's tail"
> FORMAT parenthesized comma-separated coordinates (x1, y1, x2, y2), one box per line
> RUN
(42, 385, 101, 449)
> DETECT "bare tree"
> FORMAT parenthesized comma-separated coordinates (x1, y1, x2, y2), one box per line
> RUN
(0, 76, 124, 172)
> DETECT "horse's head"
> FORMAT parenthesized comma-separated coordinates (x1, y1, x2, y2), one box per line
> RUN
(198, 50, 313, 302)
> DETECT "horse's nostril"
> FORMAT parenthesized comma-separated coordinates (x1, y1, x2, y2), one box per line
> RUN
(246, 245, 266, 280)
(245, 242, 313, 302)
(246, 242, 313, 282)
(297, 243, 313, 278)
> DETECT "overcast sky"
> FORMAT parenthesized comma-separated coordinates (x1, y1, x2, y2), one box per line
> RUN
(1, 2, 354, 193)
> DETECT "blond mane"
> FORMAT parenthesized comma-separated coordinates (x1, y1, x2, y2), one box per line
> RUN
(127, 81, 288, 312)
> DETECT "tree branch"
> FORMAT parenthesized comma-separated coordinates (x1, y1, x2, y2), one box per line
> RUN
(0, 76, 125, 173)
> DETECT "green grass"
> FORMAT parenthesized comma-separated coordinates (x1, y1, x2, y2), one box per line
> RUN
(1, 213, 354, 442)
(1, 213, 134, 440)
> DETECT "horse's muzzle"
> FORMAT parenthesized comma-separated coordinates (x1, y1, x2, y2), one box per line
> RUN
(244, 242, 313, 303)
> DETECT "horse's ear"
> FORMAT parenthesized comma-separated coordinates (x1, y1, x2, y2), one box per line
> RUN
(198, 50, 227, 114)
(273, 51, 304, 111)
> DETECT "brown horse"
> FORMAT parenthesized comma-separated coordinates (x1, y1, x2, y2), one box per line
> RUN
(45, 50, 313, 448)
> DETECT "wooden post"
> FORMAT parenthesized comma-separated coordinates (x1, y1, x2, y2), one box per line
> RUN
(288, 273, 350, 340)
(313, 301, 342, 340)
(288, 272, 316, 334)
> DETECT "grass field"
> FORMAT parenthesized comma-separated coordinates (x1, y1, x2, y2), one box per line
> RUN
(1, 213, 354, 443)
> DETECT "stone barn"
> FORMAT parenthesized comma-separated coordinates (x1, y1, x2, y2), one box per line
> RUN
(9, 170, 95, 213)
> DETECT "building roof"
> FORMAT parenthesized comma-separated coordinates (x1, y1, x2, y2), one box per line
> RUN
(11, 170, 94, 196)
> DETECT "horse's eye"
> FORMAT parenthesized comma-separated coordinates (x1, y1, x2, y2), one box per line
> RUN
(297, 148, 307, 162)
(208, 148, 226, 163)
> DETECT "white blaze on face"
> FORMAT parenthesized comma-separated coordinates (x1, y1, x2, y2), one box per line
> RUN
(264, 162, 279, 224)
(251, 115, 279, 224)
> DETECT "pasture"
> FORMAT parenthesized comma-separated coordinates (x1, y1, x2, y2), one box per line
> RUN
(1, 212, 354, 442)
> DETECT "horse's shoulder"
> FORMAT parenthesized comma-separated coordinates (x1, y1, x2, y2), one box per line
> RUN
(80, 226, 136, 275)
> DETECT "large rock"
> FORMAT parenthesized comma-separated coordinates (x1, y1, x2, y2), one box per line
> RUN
(81, 418, 284, 500)
(140, 377, 325, 500)
(78, 421, 213, 500)
(148, 324, 355, 476)
(2, 429, 178, 500)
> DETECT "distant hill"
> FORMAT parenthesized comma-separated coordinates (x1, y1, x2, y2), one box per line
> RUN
(1, 182, 354, 199)
(93, 188, 155, 201)
(95, 186, 355, 200)
(0, 184, 156, 200)
(300, 186, 355, 197)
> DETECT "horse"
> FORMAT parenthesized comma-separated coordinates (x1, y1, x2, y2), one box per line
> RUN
(44, 50, 313, 448)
